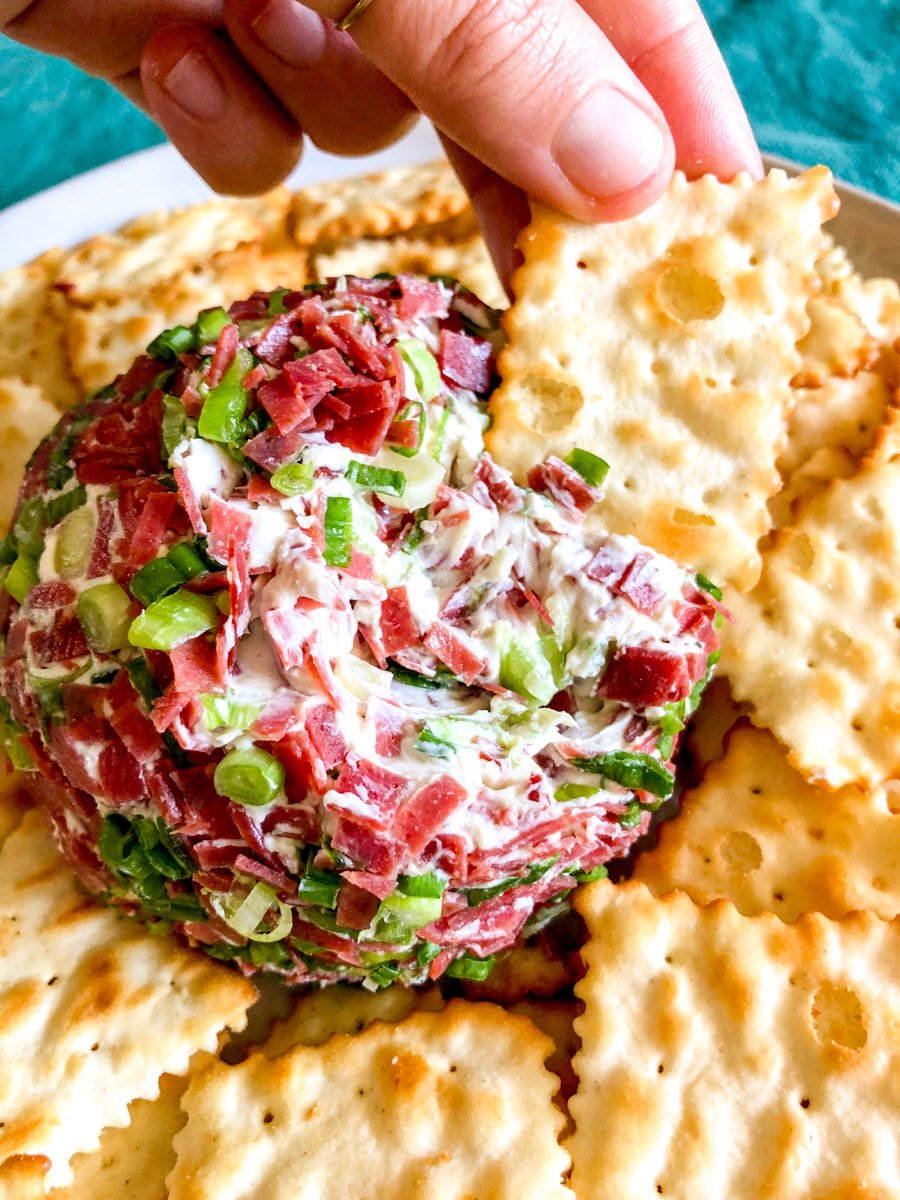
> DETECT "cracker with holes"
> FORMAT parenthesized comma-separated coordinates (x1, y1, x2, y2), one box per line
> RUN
(569, 881, 900, 1198)
(0, 376, 60, 532)
(723, 410, 900, 788)
(0, 810, 256, 1193)
(0, 252, 81, 410)
(169, 1001, 573, 1200)
(634, 723, 900, 920)
(290, 160, 469, 247)
(488, 168, 837, 590)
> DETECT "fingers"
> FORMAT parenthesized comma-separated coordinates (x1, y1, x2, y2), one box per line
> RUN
(578, 0, 762, 179)
(3, 0, 221, 79)
(141, 23, 304, 194)
(301, 0, 676, 222)
(440, 137, 528, 298)
(223, 0, 417, 157)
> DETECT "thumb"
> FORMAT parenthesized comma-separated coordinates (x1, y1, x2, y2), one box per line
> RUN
(289, 0, 675, 220)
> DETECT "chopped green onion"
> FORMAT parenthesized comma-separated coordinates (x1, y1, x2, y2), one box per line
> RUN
(617, 799, 644, 828)
(430, 402, 452, 462)
(695, 572, 723, 601)
(417, 940, 441, 967)
(446, 953, 495, 981)
(386, 660, 458, 689)
(197, 347, 254, 444)
(569, 864, 608, 884)
(129, 557, 185, 607)
(167, 541, 207, 580)
(554, 782, 597, 803)
(374, 890, 443, 931)
(215, 590, 231, 616)
(4, 554, 38, 603)
(399, 872, 446, 899)
(147, 324, 195, 362)
(210, 880, 293, 942)
(126, 656, 162, 706)
(498, 630, 564, 705)
(658, 705, 686, 737)
(161, 395, 190, 459)
(194, 307, 231, 345)
(267, 287, 290, 317)
(54, 506, 95, 579)
(247, 940, 293, 968)
(200, 695, 263, 732)
(368, 963, 402, 989)
(296, 863, 341, 909)
(0, 709, 34, 771)
(571, 750, 675, 799)
(323, 496, 353, 567)
(414, 726, 456, 759)
(389, 401, 426, 458)
(0, 535, 17, 567)
(466, 856, 560, 907)
(564, 447, 610, 487)
(397, 338, 442, 402)
(77, 582, 133, 653)
(14, 498, 47, 558)
(128, 589, 219, 651)
(270, 461, 314, 496)
(345, 460, 407, 497)
(214, 746, 285, 806)
(46, 485, 87, 528)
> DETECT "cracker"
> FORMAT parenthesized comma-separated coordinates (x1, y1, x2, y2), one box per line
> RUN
(681, 674, 748, 774)
(635, 723, 900, 921)
(55, 201, 265, 305)
(0, 771, 32, 850)
(569, 881, 900, 1198)
(508, 999, 580, 1121)
(771, 368, 895, 525)
(723, 409, 900, 788)
(46, 1057, 213, 1200)
(263, 983, 443, 1057)
(63, 245, 308, 393)
(0, 377, 61, 532)
(290, 160, 469, 247)
(0, 810, 256, 1191)
(488, 168, 837, 590)
(170, 1001, 573, 1200)
(0, 253, 81, 410)
(312, 232, 506, 309)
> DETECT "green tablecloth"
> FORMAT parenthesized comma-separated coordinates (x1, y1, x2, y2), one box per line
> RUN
(1, 0, 897, 212)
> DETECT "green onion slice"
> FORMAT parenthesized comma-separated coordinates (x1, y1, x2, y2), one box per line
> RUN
(268, 287, 290, 317)
(564, 447, 610, 487)
(46, 485, 87, 528)
(147, 324, 195, 362)
(161, 395, 190, 459)
(194, 307, 231, 345)
(197, 347, 254, 444)
(14, 497, 47, 558)
(695, 572, 723, 601)
(414, 726, 455, 759)
(54, 506, 95, 579)
(570, 750, 675, 799)
(201, 695, 264, 732)
(397, 337, 441, 402)
(77, 582, 133, 653)
(554, 782, 597, 803)
(128, 589, 219, 652)
(270, 461, 314, 496)
(323, 496, 353, 567)
(389, 400, 426, 458)
(345, 460, 406, 497)
(210, 880, 293, 942)
(213, 746, 285, 806)
(445, 953, 495, 981)
(3, 554, 38, 603)
(296, 863, 342, 909)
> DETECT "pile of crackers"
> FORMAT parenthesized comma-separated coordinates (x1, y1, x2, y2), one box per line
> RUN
(0, 159, 898, 1198)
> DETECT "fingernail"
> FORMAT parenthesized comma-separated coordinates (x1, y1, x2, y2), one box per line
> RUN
(157, 48, 227, 121)
(554, 87, 667, 200)
(251, 0, 328, 69)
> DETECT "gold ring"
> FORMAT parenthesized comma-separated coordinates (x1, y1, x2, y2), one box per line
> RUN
(334, 0, 374, 31)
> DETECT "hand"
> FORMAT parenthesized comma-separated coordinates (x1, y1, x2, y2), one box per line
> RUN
(3, 0, 762, 282)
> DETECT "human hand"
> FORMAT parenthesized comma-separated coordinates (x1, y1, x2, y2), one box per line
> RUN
(3, 0, 762, 283)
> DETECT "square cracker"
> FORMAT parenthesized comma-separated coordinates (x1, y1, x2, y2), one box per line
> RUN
(487, 168, 837, 590)
(290, 160, 469, 247)
(0, 810, 256, 1193)
(569, 881, 900, 1199)
(0, 377, 62, 534)
(169, 1001, 573, 1200)
(722, 407, 900, 788)
(634, 722, 900, 921)
(0, 253, 81, 411)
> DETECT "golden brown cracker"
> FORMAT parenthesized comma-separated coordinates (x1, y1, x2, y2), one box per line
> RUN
(0, 253, 80, 410)
(570, 881, 900, 1198)
(290, 160, 469, 248)
(635, 723, 900, 921)
(488, 168, 837, 590)
(0, 811, 255, 1191)
(170, 1001, 573, 1200)
(723, 409, 900, 788)
(0, 377, 60, 532)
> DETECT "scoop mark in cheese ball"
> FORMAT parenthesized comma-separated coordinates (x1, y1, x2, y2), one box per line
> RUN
(0, 275, 720, 987)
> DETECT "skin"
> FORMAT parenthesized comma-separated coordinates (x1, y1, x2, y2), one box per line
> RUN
(2, 0, 762, 283)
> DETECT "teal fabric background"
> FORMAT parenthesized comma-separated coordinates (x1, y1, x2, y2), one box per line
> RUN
(0, 0, 897, 212)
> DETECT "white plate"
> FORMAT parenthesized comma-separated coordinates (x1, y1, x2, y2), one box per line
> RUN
(0, 128, 897, 280)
